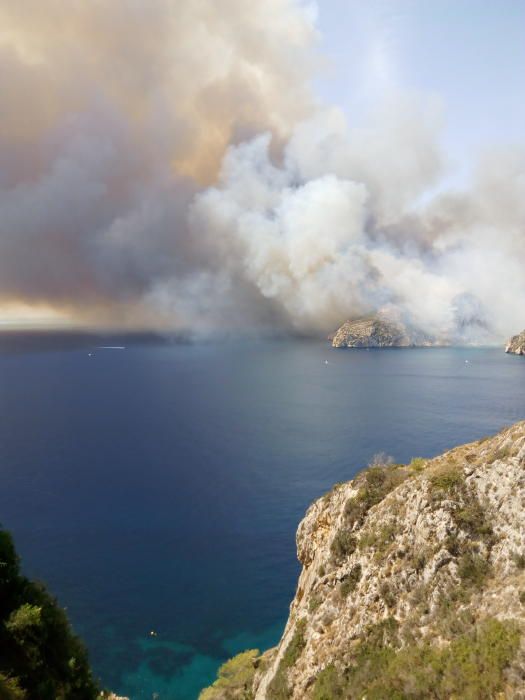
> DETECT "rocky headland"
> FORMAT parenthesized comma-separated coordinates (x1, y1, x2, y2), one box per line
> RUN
(201, 422, 525, 699)
(506, 331, 525, 355)
(330, 317, 437, 349)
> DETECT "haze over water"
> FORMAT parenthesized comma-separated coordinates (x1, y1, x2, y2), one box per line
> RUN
(0, 336, 523, 699)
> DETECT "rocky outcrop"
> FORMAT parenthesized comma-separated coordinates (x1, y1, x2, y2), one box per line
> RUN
(201, 422, 525, 699)
(331, 317, 436, 348)
(255, 423, 525, 699)
(506, 331, 525, 355)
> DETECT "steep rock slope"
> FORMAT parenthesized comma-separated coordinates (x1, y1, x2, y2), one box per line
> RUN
(202, 422, 525, 699)
(255, 423, 525, 699)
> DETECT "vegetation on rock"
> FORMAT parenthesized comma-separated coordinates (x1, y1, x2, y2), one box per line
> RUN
(199, 649, 260, 700)
(311, 617, 520, 699)
(266, 620, 307, 700)
(205, 421, 525, 699)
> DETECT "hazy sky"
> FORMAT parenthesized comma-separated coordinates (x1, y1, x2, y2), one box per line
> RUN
(316, 0, 525, 179)
(0, 0, 523, 337)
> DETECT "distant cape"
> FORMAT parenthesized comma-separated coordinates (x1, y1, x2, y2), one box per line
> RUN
(330, 316, 439, 349)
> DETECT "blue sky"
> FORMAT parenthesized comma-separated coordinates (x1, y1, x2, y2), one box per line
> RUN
(314, 0, 525, 175)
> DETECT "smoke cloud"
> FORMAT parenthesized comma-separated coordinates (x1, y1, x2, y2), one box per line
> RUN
(0, 0, 317, 326)
(189, 103, 525, 341)
(0, 0, 523, 341)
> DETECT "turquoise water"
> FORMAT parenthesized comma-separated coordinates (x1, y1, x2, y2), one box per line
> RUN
(0, 337, 523, 699)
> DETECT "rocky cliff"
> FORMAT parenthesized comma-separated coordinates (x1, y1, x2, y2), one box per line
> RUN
(506, 331, 525, 355)
(201, 422, 525, 699)
(331, 317, 436, 349)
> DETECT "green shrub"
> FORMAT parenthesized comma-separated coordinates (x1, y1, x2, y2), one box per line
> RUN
(454, 500, 493, 538)
(339, 565, 362, 598)
(0, 526, 99, 700)
(0, 674, 25, 699)
(281, 619, 307, 669)
(409, 458, 426, 472)
(379, 582, 397, 609)
(344, 465, 409, 529)
(267, 667, 289, 700)
(408, 548, 428, 573)
(430, 465, 463, 491)
(311, 617, 520, 700)
(445, 534, 462, 557)
(330, 530, 357, 562)
(363, 617, 400, 649)
(5, 604, 42, 637)
(457, 550, 490, 588)
(198, 649, 259, 700)
(312, 665, 345, 700)
(309, 594, 322, 614)
(363, 467, 390, 493)
(434, 600, 476, 639)
(344, 495, 367, 526)
(359, 523, 396, 553)
(267, 619, 307, 700)
(437, 618, 520, 698)
(487, 444, 513, 464)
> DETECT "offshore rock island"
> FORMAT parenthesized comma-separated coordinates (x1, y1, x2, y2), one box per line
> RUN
(201, 422, 525, 699)
(506, 331, 525, 355)
(330, 317, 438, 349)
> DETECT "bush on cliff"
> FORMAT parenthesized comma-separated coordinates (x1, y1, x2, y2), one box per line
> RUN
(0, 526, 100, 699)
(311, 617, 520, 700)
(198, 649, 259, 700)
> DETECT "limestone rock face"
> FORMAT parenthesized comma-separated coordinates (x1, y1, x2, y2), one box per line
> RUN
(252, 422, 525, 699)
(331, 317, 434, 348)
(506, 330, 525, 355)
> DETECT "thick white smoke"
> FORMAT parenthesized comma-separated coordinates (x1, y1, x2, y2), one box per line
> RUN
(187, 101, 525, 341)
(0, 0, 523, 341)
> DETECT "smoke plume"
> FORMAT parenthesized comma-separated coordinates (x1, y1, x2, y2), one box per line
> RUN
(0, 0, 523, 341)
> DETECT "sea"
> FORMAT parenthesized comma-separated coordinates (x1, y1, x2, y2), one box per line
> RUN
(0, 334, 523, 699)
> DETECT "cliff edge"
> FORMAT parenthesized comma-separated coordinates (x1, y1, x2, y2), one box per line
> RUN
(201, 422, 525, 699)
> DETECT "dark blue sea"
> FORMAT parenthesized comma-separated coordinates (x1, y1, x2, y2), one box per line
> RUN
(0, 335, 524, 699)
